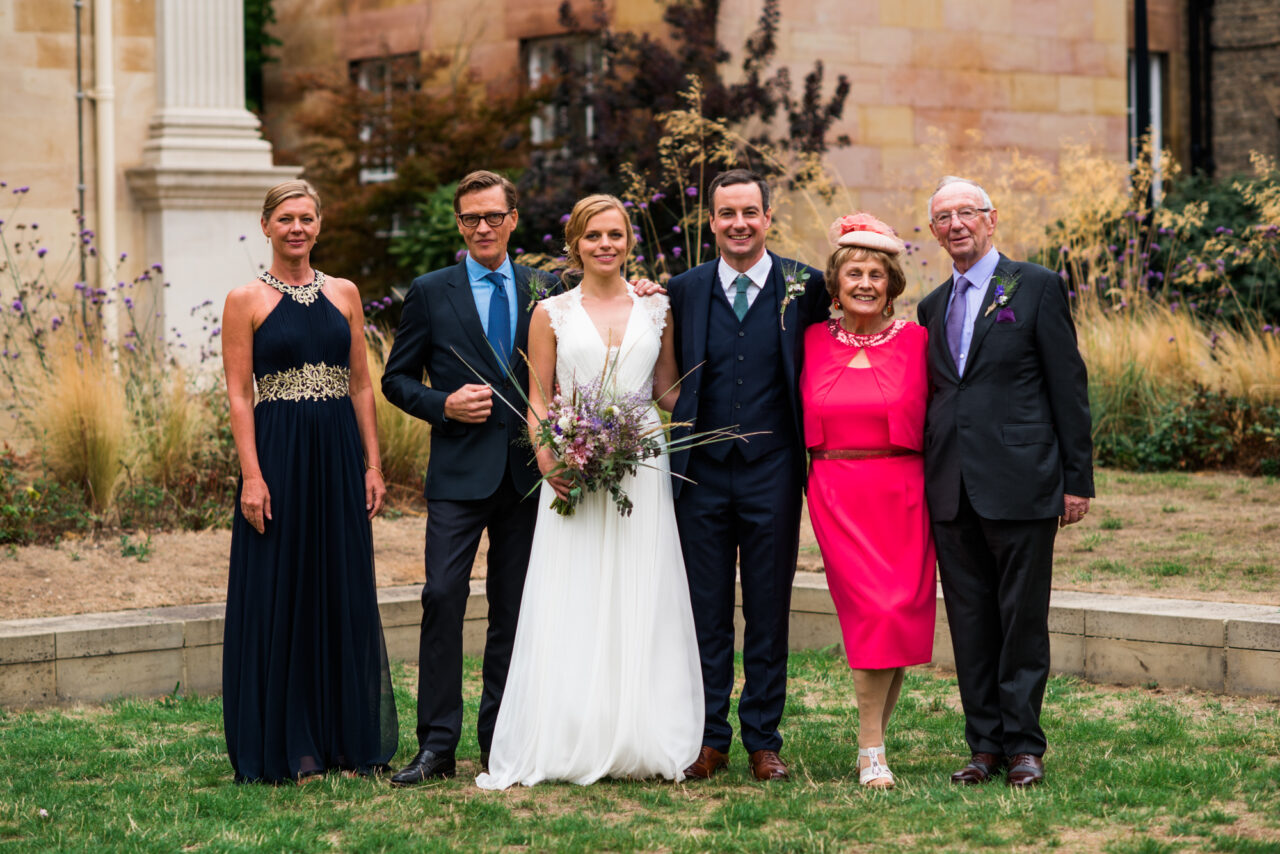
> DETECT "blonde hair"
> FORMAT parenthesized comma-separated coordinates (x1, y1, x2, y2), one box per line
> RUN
(826, 246, 907, 304)
(262, 180, 322, 220)
(563, 194, 635, 270)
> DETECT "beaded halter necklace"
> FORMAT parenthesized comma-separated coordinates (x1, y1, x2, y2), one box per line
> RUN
(260, 269, 325, 306)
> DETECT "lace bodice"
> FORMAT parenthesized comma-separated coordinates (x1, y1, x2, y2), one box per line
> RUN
(540, 286, 668, 401)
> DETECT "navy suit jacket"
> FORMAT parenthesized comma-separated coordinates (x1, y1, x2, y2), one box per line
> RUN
(667, 251, 829, 496)
(381, 261, 556, 501)
(916, 254, 1094, 522)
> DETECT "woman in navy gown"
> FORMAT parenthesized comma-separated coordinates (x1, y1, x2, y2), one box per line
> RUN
(221, 180, 398, 784)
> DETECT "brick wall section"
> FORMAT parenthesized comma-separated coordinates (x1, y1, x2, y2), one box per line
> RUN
(1212, 0, 1280, 175)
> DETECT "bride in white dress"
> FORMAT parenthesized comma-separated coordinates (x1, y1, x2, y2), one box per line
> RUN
(476, 195, 703, 789)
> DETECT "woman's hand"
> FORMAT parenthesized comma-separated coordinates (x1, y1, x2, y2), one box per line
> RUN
(366, 468, 387, 519)
(241, 476, 272, 534)
(536, 447, 573, 501)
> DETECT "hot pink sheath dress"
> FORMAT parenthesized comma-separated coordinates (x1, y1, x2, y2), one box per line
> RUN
(801, 318, 936, 669)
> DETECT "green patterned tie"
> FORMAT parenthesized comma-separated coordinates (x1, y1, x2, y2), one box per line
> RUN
(733, 274, 751, 321)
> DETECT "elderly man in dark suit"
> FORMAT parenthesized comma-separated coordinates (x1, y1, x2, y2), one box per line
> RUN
(916, 176, 1093, 788)
(381, 170, 555, 785)
(666, 169, 829, 782)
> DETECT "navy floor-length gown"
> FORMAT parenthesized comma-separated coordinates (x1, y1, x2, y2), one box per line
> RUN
(223, 270, 398, 783)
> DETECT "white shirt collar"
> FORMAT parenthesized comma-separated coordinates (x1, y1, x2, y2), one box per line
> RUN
(717, 252, 773, 294)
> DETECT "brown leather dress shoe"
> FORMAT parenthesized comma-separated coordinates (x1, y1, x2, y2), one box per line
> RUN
(748, 749, 789, 781)
(683, 746, 729, 780)
(950, 752, 1004, 784)
(1006, 754, 1045, 788)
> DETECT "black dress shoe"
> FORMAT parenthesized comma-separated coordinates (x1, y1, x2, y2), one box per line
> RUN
(390, 749, 456, 787)
(480, 751, 490, 773)
(950, 752, 1005, 784)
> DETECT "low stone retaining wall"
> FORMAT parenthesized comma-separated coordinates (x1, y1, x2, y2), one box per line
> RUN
(2, 578, 1277, 708)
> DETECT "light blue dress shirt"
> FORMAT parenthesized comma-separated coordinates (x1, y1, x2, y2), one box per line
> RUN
(465, 253, 518, 347)
(944, 247, 1000, 377)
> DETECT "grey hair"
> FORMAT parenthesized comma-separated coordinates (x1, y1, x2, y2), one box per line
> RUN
(927, 176, 993, 222)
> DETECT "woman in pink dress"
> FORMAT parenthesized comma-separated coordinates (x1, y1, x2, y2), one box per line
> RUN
(800, 213, 936, 789)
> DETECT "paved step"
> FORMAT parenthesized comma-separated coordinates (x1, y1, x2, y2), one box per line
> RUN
(2, 579, 1277, 707)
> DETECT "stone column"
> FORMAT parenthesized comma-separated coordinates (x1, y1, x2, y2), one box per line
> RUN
(127, 0, 298, 366)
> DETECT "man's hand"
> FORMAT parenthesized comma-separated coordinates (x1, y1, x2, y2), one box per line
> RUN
(1060, 494, 1090, 527)
(630, 277, 666, 297)
(444, 384, 493, 423)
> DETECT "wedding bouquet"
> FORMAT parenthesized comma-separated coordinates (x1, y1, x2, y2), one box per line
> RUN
(457, 343, 751, 518)
(533, 378, 666, 517)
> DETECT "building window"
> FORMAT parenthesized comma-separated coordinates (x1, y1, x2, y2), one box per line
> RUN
(1128, 51, 1168, 199)
(525, 35, 601, 147)
(349, 53, 419, 185)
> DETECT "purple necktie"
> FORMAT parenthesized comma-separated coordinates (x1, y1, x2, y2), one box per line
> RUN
(945, 275, 971, 371)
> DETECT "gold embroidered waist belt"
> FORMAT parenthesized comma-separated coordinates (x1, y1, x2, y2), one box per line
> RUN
(256, 363, 350, 403)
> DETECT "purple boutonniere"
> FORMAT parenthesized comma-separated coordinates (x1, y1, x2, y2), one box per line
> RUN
(985, 271, 1021, 320)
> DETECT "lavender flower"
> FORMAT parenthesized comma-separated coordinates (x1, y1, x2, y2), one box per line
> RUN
(686, 186, 698, 197)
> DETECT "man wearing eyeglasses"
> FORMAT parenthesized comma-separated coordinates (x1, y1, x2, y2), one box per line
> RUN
(382, 169, 556, 785)
(916, 176, 1093, 789)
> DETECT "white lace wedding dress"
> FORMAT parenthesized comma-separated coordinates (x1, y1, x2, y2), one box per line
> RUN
(475, 286, 704, 789)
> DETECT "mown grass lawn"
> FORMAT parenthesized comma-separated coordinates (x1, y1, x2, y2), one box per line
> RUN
(2, 652, 1278, 853)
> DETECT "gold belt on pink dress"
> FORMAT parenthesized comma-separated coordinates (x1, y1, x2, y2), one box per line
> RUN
(809, 448, 918, 460)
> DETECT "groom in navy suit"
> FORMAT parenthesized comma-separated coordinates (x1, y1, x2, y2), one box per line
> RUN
(382, 170, 555, 785)
(667, 170, 829, 781)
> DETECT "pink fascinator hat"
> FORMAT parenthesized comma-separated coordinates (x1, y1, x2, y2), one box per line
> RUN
(827, 212, 905, 255)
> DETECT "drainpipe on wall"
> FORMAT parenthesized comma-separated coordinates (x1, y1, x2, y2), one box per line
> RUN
(90, 0, 117, 342)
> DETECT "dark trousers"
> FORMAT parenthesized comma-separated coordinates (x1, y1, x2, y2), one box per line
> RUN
(933, 488, 1058, 758)
(675, 446, 801, 754)
(416, 471, 537, 755)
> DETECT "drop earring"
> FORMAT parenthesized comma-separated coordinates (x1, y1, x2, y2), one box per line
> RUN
(883, 299, 894, 318)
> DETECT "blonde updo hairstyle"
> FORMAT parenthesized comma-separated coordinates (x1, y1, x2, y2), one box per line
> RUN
(825, 245, 908, 308)
(262, 180, 323, 222)
(563, 194, 635, 271)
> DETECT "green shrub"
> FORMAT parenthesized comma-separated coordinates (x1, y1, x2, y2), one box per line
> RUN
(1095, 385, 1280, 474)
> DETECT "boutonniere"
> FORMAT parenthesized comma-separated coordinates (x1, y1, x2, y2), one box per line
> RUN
(985, 272, 1021, 322)
(779, 264, 810, 330)
(526, 276, 554, 311)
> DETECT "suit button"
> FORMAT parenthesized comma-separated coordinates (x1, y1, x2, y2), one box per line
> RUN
(736, 378, 744, 385)
(738, 331, 745, 337)
(737, 355, 745, 361)
(735, 403, 741, 409)
(498, 420, 506, 427)
(959, 383, 967, 390)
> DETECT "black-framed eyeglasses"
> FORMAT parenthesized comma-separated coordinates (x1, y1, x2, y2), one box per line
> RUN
(456, 209, 515, 229)
(931, 207, 991, 227)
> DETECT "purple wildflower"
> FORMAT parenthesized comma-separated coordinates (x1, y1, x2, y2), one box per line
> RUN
(671, 246, 682, 258)
(51, 316, 62, 330)
(37, 247, 47, 258)
(651, 192, 665, 202)
(10, 300, 22, 313)
(686, 187, 698, 197)
(559, 214, 571, 224)
(672, 225, 682, 233)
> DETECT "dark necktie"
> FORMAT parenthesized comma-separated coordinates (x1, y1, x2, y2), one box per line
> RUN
(484, 271, 510, 369)
(945, 275, 971, 372)
(733, 274, 751, 321)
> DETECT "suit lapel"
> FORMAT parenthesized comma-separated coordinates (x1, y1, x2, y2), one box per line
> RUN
(684, 262, 714, 373)
(443, 261, 503, 378)
(768, 252, 798, 401)
(927, 279, 962, 382)
(964, 255, 1013, 370)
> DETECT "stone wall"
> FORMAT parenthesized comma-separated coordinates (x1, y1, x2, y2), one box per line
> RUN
(0, 0, 157, 296)
(1211, 0, 1280, 176)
